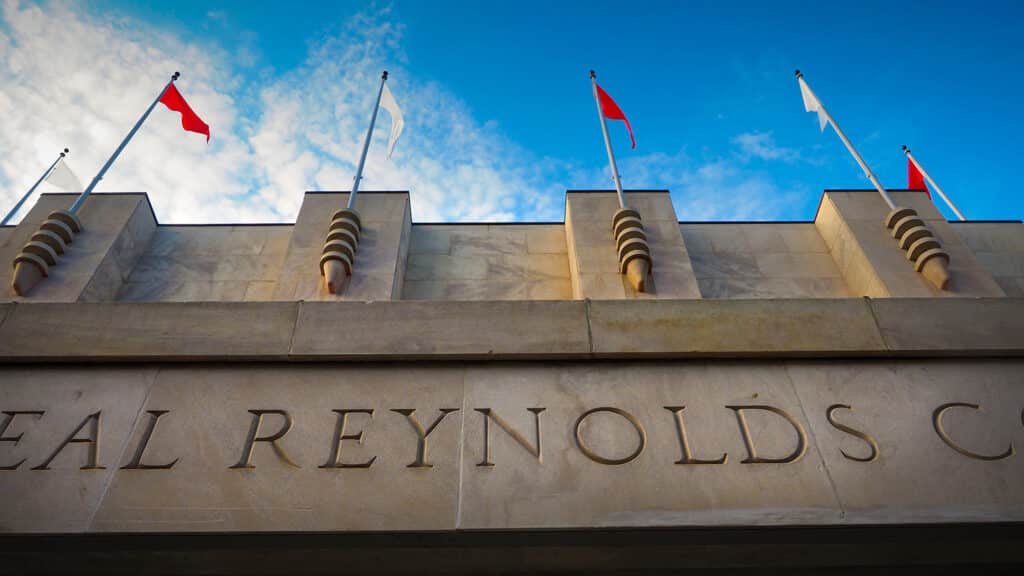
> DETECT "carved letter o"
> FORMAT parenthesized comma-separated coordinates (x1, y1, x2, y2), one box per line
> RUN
(574, 407, 646, 465)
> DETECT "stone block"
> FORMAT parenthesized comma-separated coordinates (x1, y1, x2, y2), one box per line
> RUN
(588, 299, 885, 356)
(0, 366, 156, 532)
(457, 362, 841, 529)
(754, 253, 842, 279)
(525, 254, 570, 280)
(778, 224, 830, 253)
(91, 365, 464, 532)
(690, 252, 760, 279)
(405, 254, 488, 281)
(290, 300, 590, 359)
(676, 224, 713, 247)
(409, 226, 451, 255)
(0, 302, 299, 359)
(272, 192, 411, 301)
(449, 228, 526, 256)
(525, 225, 568, 254)
(1, 194, 155, 303)
(244, 281, 278, 301)
(787, 359, 1024, 522)
(740, 225, 788, 253)
(868, 298, 1024, 354)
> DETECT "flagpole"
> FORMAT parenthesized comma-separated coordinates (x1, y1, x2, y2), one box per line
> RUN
(67, 72, 179, 215)
(795, 70, 896, 210)
(590, 70, 627, 209)
(1, 148, 68, 225)
(348, 71, 388, 210)
(902, 145, 966, 221)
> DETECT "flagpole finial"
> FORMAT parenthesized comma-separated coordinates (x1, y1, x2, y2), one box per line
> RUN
(902, 144, 910, 153)
(590, 70, 596, 79)
(61, 148, 68, 156)
(794, 69, 803, 78)
(382, 70, 388, 80)
(172, 71, 180, 81)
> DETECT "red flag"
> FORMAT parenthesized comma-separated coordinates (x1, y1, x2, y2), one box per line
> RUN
(908, 158, 929, 198)
(159, 83, 210, 142)
(595, 83, 635, 149)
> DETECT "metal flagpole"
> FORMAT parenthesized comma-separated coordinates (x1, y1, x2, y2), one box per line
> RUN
(590, 70, 628, 209)
(347, 71, 388, 210)
(1, 148, 68, 225)
(67, 72, 180, 215)
(903, 145, 966, 221)
(795, 70, 896, 210)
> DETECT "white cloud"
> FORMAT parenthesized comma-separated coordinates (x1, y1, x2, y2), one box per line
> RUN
(0, 1, 798, 226)
(0, 0, 563, 224)
(731, 131, 801, 163)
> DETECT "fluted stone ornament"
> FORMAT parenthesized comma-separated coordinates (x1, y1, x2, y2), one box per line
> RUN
(320, 207, 362, 294)
(11, 209, 82, 296)
(612, 208, 652, 292)
(884, 206, 950, 290)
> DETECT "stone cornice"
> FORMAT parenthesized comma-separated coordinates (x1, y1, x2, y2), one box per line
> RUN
(0, 298, 1021, 362)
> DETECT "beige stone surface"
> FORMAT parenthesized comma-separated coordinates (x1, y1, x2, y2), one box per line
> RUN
(816, 191, 1004, 298)
(869, 298, 1024, 353)
(1, 359, 1024, 533)
(0, 302, 298, 359)
(458, 362, 841, 528)
(91, 365, 464, 532)
(290, 300, 590, 359)
(118, 225, 290, 302)
(954, 221, 1024, 297)
(566, 191, 700, 299)
(402, 225, 571, 301)
(273, 192, 411, 302)
(682, 223, 847, 299)
(588, 298, 886, 356)
(787, 359, 1024, 522)
(0, 366, 157, 532)
(0, 193, 156, 303)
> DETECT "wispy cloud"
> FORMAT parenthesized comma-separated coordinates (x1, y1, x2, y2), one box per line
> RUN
(0, 1, 803, 225)
(0, 1, 563, 223)
(731, 131, 802, 163)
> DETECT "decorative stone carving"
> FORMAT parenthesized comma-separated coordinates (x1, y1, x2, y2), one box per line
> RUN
(884, 206, 950, 290)
(319, 207, 362, 294)
(612, 208, 652, 292)
(11, 209, 82, 296)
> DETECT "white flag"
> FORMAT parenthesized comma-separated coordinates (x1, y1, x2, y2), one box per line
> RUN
(44, 158, 83, 191)
(798, 77, 829, 132)
(380, 82, 404, 159)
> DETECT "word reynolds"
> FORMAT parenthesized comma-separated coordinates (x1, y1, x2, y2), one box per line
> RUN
(0, 401, 1015, 471)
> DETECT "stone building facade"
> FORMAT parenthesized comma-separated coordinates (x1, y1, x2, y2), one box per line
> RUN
(0, 189, 1022, 573)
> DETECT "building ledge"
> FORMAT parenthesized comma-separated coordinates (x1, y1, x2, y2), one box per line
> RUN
(0, 298, 1021, 362)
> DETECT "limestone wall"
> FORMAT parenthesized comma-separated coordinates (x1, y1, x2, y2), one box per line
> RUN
(953, 221, 1024, 297)
(402, 224, 571, 300)
(116, 225, 291, 302)
(3, 191, 1022, 303)
(680, 222, 848, 298)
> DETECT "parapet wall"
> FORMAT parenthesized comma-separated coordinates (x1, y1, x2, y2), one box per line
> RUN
(0, 189, 1020, 302)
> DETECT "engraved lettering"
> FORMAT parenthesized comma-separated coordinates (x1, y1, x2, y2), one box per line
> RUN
(320, 409, 376, 469)
(726, 405, 807, 464)
(932, 402, 1014, 461)
(391, 408, 459, 468)
(826, 404, 879, 463)
(121, 410, 178, 470)
(574, 407, 646, 466)
(0, 411, 44, 470)
(475, 408, 544, 467)
(230, 409, 299, 469)
(664, 406, 726, 465)
(33, 411, 104, 470)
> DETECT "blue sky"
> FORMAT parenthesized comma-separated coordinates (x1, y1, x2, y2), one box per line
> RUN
(2, 0, 1022, 223)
